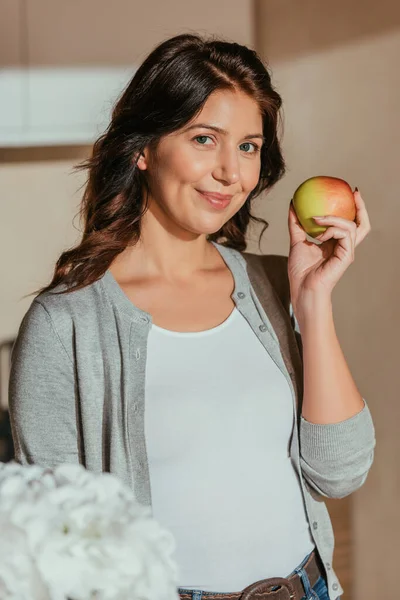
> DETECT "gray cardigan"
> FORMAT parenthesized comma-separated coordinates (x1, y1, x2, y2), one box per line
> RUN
(9, 241, 375, 600)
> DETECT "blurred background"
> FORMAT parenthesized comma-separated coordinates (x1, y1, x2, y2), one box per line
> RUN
(0, 1, 399, 598)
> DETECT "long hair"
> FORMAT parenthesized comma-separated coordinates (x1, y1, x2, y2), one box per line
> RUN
(31, 33, 285, 297)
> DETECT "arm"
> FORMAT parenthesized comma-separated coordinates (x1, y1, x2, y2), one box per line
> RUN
(8, 300, 80, 467)
(290, 296, 376, 499)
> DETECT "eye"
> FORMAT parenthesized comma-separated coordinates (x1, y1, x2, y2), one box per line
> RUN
(240, 142, 260, 154)
(193, 135, 213, 145)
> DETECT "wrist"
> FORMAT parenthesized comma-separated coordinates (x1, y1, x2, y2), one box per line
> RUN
(293, 290, 333, 331)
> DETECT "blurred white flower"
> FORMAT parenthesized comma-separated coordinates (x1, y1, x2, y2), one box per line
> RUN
(0, 517, 50, 600)
(0, 462, 179, 600)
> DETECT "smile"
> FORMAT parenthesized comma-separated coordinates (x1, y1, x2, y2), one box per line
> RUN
(196, 190, 233, 210)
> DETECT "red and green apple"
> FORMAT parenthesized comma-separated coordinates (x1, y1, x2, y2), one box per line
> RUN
(292, 176, 356, 238)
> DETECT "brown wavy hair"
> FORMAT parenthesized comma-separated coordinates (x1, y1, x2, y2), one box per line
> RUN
(31, 33, 285, 297)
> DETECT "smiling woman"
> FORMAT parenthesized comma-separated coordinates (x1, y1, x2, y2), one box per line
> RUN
(9, 32, 374, 600)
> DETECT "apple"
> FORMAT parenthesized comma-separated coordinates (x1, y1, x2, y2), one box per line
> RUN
(292, 176, 356, 238)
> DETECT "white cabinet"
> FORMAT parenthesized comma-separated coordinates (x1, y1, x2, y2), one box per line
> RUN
(0, 68, 26, 135)
(0, 66, 134, 146)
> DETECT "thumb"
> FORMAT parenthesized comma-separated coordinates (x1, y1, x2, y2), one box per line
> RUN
(288, 200, 307, 245)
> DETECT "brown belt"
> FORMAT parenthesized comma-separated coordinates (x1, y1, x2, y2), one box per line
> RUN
(179, 551, 323, 600)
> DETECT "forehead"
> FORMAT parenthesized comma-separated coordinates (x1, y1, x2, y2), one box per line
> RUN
(189, 89, 263, 132)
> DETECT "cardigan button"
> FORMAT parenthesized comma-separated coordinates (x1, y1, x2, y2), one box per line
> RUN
(237, 292, 246, 299)
(332, 583, 339, 591)
(312, 521, 318, 530)
(259, 324, 267, 332)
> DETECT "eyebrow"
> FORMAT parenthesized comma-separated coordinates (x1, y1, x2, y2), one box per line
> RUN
(183, 123, 265, 141)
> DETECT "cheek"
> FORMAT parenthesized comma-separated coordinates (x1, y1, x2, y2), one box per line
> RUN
(164, 148, 211, 183)
(234, 160, 261, 195)
(242, 160, 261, 191)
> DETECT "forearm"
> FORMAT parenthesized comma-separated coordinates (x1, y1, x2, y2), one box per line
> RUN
(297, 291, 365, 424)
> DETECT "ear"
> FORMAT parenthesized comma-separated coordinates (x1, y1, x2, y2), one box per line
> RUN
(134, 150, 148, 171)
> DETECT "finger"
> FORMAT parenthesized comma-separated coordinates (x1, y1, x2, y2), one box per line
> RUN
(313, 216, 357, 246)
(353, 189, 371, 244)
(316, 226, 355, 259)
(313, 215, 357, 231)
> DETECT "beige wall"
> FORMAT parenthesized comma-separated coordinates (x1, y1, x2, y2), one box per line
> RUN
(0, 158, 85, 337)
(0, 0, 254, 67)
(254, 2, 400, 599)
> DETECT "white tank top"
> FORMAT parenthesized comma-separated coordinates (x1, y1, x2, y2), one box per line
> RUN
(144, 306, 314, 591)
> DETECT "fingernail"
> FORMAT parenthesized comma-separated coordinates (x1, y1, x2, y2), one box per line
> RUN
(313, 216, 327, 221)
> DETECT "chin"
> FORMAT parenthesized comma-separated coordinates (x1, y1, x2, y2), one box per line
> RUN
(194, 217, 231, 236)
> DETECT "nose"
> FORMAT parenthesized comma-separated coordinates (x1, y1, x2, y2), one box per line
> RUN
(212, 146, 240, 186)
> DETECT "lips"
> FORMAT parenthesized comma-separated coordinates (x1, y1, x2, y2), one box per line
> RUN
(197, 190, 233, 209)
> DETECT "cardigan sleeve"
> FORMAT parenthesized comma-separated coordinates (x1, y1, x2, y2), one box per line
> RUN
(8, 300, 80, 467)
(289, 302, 376, 499)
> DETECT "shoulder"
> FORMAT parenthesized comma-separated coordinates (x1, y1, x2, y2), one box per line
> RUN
(241, 251, 290, 307)
(218, 243, 289, 285)
(33, 276, 106, 319)
(18, 276, 107, 358)
(241, 251, 288, 273)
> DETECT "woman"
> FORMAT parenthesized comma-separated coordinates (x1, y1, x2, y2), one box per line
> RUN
(9, 33, 375, 600)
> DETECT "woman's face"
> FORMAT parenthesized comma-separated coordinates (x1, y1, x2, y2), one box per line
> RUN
(137, 88, 264, 238)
